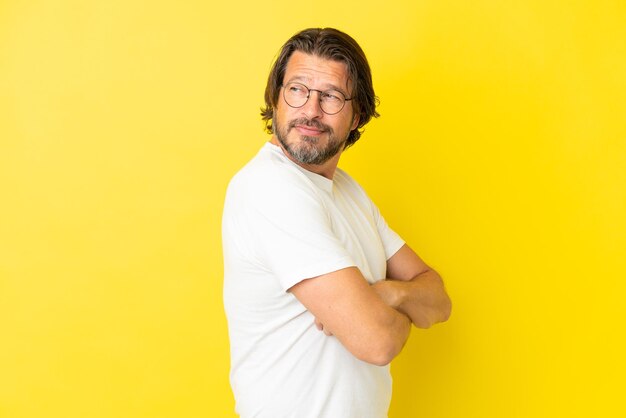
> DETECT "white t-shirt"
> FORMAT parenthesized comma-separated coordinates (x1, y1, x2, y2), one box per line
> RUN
(222, 142, 405, 418)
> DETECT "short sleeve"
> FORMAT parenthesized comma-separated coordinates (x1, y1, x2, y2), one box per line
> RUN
(371, 202, 405, 260)
(241, 166, 355, 291)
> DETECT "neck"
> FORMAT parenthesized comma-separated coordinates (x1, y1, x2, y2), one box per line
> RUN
(270, 136, 341, 180)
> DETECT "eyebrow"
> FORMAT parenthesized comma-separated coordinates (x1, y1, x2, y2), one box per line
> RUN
(286, 76, 349, 96)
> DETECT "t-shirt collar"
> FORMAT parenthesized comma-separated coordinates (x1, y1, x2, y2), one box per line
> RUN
(265, 142, 334, 193)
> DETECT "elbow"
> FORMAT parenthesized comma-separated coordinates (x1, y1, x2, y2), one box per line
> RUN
(368, 347, 398, 367)
(440, 295, 452, 323)
(433, 275, 452, 324)
(413, 295, 452, 328)
(356, 343, 397, 366)
(354, 328, 407, 366)
(430, 290, 452, 325)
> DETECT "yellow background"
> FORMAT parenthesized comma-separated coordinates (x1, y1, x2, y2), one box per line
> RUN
(1, 1, 624, 417)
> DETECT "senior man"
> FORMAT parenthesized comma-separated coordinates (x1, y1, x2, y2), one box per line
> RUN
(222, 27, 451, 418)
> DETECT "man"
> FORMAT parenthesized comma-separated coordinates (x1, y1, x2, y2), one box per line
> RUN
(222, 28, 451, 418)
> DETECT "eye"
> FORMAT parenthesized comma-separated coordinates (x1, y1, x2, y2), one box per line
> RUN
(287, 83, 307, 95)
(321, 90, 343, 103)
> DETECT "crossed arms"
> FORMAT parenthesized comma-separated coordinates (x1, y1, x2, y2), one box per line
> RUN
(288, 244, 452, 366)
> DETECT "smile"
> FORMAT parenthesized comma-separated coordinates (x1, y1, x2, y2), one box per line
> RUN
(294, 125, 325, 136)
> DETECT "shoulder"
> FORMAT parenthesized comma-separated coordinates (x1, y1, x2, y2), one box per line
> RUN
(334, 167, 361, 189)
(228, 145, 307, 193)
(225, 144, 324, 214)
(333, 167, 372, 201)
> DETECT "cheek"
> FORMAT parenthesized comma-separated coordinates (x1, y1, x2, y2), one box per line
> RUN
(339, 115, 357, 134)
(276, 103, 295, 122)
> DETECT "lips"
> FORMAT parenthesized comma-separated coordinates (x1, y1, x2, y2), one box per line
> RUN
(295, 124, 325, 135)
(288, 118, 331, 136)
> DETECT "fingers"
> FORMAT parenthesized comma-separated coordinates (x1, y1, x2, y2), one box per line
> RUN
(314, 318, 333, 336)
(315, 318, 323, 330)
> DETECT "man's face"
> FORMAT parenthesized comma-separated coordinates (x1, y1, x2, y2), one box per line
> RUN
(273, 51, 359, 166)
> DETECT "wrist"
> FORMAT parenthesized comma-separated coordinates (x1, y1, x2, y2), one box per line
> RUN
(383, 279, 407, 310)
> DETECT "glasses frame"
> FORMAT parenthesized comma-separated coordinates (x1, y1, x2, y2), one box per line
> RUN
(281, 82, 353, 115)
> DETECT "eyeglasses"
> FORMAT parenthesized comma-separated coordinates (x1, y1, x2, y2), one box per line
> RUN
(282, 82, 353, 115)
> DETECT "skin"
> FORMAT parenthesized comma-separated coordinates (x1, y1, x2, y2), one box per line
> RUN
(272, 51, 451, 366)
(270, 51, 359, 180)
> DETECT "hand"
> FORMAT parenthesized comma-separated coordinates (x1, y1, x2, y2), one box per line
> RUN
(373, 275, 451, 329)
(314, 317, 333, 336)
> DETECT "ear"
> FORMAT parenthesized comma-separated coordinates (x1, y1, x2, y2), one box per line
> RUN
(350, 112, 360, 131)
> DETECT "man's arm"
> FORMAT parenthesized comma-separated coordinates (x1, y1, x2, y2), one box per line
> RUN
(289, 266, 411, 366)
(372, 244, 452, 328)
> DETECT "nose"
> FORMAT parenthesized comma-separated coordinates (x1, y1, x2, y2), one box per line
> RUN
(300, 90, 324, 119)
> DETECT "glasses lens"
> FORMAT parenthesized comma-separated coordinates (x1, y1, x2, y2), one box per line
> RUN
(283, 83, 347, 114)
(284, 83, 309, 108)
(319, 90, 345, 115)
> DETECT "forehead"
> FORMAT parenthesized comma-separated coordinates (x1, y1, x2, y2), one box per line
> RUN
(283, 51, 350, 90)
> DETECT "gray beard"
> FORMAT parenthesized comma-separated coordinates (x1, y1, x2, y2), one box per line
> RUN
(275, 117, 346, 165)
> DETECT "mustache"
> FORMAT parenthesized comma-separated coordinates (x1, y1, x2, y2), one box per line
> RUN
(287, 118, 333, 133)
